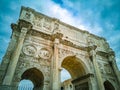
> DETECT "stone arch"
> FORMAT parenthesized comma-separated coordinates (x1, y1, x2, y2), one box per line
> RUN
(104, 80, 115, 90)
(61, 54, 90, 78)
(59, 52, 91, 74)
(59, 52, 75, 63)
(61, 55, 91, 90)
(20, 67, 44, 89)
(61, 56, 88, 79)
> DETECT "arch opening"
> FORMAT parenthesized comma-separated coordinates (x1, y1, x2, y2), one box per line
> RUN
(18, 79, 34, 90)
(61, 56, 86, 79)
(19, 68, 44, 90)
(61, 56, 89, 90)
(104, 80, 115, 90)
(61, 68, 71, 82)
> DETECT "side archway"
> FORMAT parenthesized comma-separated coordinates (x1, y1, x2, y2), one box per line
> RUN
(20, 68, 44, 90)
(104, 80, 115, 90)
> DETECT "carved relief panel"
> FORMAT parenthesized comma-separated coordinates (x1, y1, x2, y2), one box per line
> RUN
(33, 15, 43, 28)
(13, 58, 29, 83)
(22, 44, 37, 57)
(58, 46, 89, 67)
(13, 42, 52, 83)
(53, 23, 60, 34)
(23, 12, 31, 20)
(97, 61, 105, 74)
(13, 68, 22, 82)
(43, 18, 52, 31)
(22, 42, 52, 59)
(39, 48, 52, 60)
(20, 8, 33, 23)
(104, 64, 112, 74)
(87, 36, 95, 46)
(58, 48, 74, 59)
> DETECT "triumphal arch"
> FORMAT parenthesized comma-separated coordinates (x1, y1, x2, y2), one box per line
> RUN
(0, 6, 120, 90)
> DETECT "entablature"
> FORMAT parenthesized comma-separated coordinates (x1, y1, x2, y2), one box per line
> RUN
(19, 6, 107, 47)
(12, 6, 113, 56)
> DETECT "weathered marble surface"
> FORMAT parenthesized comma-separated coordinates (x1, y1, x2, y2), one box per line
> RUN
(0, 6, 120, 90)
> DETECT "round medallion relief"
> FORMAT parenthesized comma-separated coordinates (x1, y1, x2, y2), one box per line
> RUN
(22, 45, 37, 56)
(39, 48, 51, 59)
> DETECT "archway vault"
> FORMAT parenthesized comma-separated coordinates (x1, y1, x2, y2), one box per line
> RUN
(61, 56, 88, 79)
(21, 68, 44, 88)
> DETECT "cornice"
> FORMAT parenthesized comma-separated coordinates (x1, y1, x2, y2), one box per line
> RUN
(29, 29, 52, 41)
(29, 29, 89, 51)
(72, 73, 94, 83)
(96, 50, 115, 58)
(18, 19, 33, 30)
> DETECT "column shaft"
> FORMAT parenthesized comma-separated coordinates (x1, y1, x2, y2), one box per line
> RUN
(52, 38, 60, 90)
(112, 61, 120, 84)
(3, 28, 28, 85)
(109, 55, 120, 86)
(91, 50, 104, 90)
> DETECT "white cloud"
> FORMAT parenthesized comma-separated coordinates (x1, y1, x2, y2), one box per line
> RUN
(40, 0, 82, 26)
(33, 0, 103, 35)
(108, 34, 120, 43)
(10, 1, 19, 11)
(4, 15, 14, 23)
(5, 0, 102, 35)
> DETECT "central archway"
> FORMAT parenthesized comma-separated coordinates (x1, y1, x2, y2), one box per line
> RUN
(61, 56, 89, 90)
(20, 68, 44, 90)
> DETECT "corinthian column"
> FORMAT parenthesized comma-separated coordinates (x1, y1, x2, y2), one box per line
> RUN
(3, 20, 32, 85)
(108, 52, 120, 87)
(52, 38, 60, 90)
(90, 46, 104, 90)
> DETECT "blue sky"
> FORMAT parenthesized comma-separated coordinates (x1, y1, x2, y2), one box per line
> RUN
(0, 0, 120, 81)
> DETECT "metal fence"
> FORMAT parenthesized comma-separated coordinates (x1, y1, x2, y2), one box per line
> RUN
(0, 85, 34, 90)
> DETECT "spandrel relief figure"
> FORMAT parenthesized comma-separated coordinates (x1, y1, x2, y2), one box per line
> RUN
(33, 16, 43, 27)
(39, 48, 51, 60)
(22, 45, 37, 56)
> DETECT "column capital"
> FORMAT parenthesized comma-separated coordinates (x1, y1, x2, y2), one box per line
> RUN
(54, 38, 60, 44)
(19, 27, 28, 38)
(11, 19, 33, 33)
(11, 23, 18, 32)
(107, 50, 115, 63)
(18, 19, 33, 31)
(51, 32, 63, 41)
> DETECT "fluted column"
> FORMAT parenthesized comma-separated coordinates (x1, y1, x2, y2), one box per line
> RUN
(89, 75, 97, 90)
(2, 21, 31, 85)
(90, 46, 104, 90)
(3, 27, 28, 85)
(108, 53, 120, 87)
(43, 81, 49, 90)
(52, 38, 60, 90)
